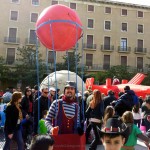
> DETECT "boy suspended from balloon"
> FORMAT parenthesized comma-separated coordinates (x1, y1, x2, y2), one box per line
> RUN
(45, 81, 84, 135)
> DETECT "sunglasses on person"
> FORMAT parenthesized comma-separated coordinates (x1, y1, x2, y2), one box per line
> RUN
(43, 91, 49, 94)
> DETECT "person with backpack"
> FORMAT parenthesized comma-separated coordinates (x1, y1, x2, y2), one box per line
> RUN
(114, 86, 139, 117)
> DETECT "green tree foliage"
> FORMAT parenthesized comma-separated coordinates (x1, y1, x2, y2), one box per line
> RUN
(14, 46, 46, 87)
(92, 65, 136, 84)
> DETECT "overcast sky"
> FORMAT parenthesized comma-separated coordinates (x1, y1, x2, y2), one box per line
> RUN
(109, 0, 150, 6)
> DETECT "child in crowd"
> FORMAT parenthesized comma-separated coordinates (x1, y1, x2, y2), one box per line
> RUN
(121, 111, 150, 150)
(38, 110, 48, 134)
(132, 102, 142, 128)
(0, 96, 6, 128)
(30, 134, 54, 150)
(99, 117, 129, 150)
(103, 106, 115, 126)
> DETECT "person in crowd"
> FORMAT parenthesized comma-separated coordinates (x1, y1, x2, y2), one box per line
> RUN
(33, 87, 49, 135)
(103, 90, 117, 109)
(0, 96, 6, 128)
(141, 95, 150, 131)
(32, 85, 41, 102)
(112, 76, 120, 85)
(114, 86, 138, 116)
(85, 89, 104, 150)
(132, 102, 142, 128)
(103, 106, 115, 126)
(121, 111, 150, 150)
(30, 134, 54, 150)
(53, 88, 60, 101)
(21, 86, 33, 145)
(138, 96, 144, 107)
(48, 87, 56, 107)
(99, 118, 129, 150)
(45, 81, 83, 135)
(38, 110, 48, 134)
(3, 92, 24, 150)
(2, 88, 12, 103)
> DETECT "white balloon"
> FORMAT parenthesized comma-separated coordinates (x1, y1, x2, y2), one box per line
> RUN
(40, 70, 85, 94)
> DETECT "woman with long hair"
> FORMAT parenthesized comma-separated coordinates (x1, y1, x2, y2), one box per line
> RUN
(3, 92, 24, 150)
(103, 106, 115, 126)
(85, 89, 104, 150)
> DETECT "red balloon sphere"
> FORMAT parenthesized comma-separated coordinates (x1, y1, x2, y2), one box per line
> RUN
(36, 4, 83, 51)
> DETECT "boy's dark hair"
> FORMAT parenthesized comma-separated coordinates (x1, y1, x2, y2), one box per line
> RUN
(30, 134, 54, 150)
(42, 110, 48, 117)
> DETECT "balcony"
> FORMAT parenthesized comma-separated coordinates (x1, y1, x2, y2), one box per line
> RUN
(134, 47, 147, 54)
(4, 37, 20, 44)
(25, 38, 40, 45)
(118, 46, 131, 53)
(101, 45, 114, 52)
(83, 43, 96, 50)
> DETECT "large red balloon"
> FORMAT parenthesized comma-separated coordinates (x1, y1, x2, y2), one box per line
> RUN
(36, 4, 83, 51)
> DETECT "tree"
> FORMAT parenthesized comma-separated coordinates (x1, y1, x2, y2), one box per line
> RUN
(14, 46, 46, 88)
(92, 65, 136, 84)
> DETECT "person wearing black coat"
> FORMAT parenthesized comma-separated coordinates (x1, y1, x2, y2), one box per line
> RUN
(33, 87, 49, 135)
(3, 92, 24, 150)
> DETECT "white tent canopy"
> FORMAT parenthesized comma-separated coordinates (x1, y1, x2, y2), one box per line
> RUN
(40, 70, 85, 94)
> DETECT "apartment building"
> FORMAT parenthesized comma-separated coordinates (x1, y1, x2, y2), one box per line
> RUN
(1, 0, 150, 73)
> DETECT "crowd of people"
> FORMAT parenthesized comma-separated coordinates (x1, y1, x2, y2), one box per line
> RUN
(0, 79, 150, 150)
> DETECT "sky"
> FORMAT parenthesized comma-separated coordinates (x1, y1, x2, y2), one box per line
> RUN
(109, 0, 150, 6)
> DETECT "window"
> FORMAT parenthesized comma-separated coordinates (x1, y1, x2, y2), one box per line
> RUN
(6, 48, 15, 65)
(32, 0, 39, 5)
(137, 39, 143, 52)
(121, 38, 127, 51)
(12, 0, 19, 3)
(137, 11, 143, 18)
(121, 9, 127, 16)
(122, 23, 127, 31)
(10, 11, 18, 21)
(51, 1, 58, 5)
(87, 35, 94, 48)
(138, 24, 143, 33)
(104, 36, 110, 50)
(87, 19, 94, 28)
(88, 5, 94, 12)
(103, 55, 110, 70)
(121, 56, 127, 66)
(9, 28, 17, 42)
(48, 51, 55, 64)
(137, 57, 143, 71)
(29, 30, 36, 44)
(70, 3, 76, 10)
(105, 21, 111, 30)
(31, 13, 38, 22)
(86, 54, 93, 66)
(105, 7, 111, 14)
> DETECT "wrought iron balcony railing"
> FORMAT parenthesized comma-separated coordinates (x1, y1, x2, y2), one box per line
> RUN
(83, 43, 96, 50)
(101, 45, 114, 51)
(118, 46, 131, 53)
(4, 37, 20, 44)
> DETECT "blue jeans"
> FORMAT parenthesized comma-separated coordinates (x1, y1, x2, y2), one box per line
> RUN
(3, 128, 24, 150)
(0, 111, 6, 127)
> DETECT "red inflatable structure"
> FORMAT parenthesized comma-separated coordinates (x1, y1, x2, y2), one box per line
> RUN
(36, 4, 83, 51)
(86, 73, 150, 99)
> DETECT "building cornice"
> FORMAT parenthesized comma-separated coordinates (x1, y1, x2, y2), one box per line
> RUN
(74, 0, 150, 9)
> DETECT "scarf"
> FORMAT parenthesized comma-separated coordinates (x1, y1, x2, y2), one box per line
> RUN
(62, 95, 75, 104)
(15, 103, 23, 121)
